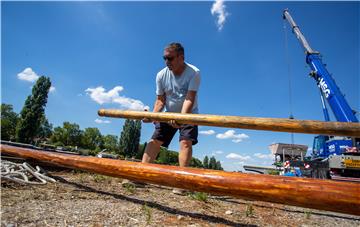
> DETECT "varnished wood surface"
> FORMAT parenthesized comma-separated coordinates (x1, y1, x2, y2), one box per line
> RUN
(1, 144, 359, 216)
(98, 110, 360, 137)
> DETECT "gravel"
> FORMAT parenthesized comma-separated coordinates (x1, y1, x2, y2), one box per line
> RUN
(1, 171, 359, 227)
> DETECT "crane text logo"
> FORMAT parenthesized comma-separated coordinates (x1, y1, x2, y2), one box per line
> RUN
(318, 78, 331, 98)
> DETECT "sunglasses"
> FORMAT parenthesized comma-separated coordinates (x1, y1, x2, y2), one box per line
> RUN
(163, 56, 176, 62)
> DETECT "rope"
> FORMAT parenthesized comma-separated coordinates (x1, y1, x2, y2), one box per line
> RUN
(1, 160, 56, 185)
(283, 19, 295, 145)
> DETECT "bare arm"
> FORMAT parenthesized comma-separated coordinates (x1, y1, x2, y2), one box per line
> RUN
(143, 95, 165, 123)
(181, 90, 197, 114)
(153, 95, 166, 112)
(169, 91, 196, 128)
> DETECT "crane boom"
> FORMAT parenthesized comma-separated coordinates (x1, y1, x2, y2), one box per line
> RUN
(282, 9, 359, 180)
(283, 9, 358, 123)
(283, 9, 316, 54)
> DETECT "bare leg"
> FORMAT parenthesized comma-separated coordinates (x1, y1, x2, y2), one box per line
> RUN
(172, 139, 193, 195)
(142, 139, 163, 163)
(179, 139, 193, 167)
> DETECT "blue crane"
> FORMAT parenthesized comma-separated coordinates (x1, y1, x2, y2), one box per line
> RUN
(283, 9, 359, 180)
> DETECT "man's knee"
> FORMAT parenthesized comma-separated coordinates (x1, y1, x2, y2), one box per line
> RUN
(149, 139, 163, 147)
(180, 139, 192, 149)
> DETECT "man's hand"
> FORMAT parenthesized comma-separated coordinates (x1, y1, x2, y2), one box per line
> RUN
(142, 108, 152, 123)
(142, 118, 152, 123)
(168, 120, 181, 129)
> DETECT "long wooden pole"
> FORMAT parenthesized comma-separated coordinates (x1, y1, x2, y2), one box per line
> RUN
(2, 144, 359, 216)
(98, 109, 360, 137)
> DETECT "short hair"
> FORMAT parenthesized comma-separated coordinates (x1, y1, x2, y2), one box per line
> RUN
(165, 42, 184, 56)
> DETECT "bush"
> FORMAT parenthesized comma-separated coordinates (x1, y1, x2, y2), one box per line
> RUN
(268, 169, 280, 175)
(189, 192, 208, 202)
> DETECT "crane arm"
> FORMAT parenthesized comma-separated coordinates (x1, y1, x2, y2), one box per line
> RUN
(283, 9, 316, 54)
(283, 9, 358, 123)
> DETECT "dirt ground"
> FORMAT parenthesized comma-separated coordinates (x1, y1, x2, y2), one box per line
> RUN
(1, 170, 360, 227)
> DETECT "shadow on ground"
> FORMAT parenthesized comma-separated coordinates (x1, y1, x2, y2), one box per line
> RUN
(53, 175, 257, 227)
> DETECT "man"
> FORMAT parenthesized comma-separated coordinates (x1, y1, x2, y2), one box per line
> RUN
(142, 42, 200, 194)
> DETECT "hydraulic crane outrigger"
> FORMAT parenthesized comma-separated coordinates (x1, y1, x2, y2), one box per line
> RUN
(283, 9, 360, 180)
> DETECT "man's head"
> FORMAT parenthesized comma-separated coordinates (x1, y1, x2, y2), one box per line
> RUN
(163, 42, 185, 74)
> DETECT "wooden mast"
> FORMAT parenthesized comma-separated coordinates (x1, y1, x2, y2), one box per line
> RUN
(1, 144, 359, 216)
(98, 109, 360, 137)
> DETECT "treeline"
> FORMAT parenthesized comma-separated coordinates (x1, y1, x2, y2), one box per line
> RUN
(203, 155, 223, 170)
(2, 77, 52, 144)
(1, 75, 223, 170)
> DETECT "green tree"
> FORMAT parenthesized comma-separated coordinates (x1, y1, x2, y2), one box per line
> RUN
(63, 122, 82, 146)
(133, 120, 141, 155)
(156, 147, 170, 164)
(16, 76, 51, 144)
(119, 119, 132, 156)
(215, 161, 223, 170)
(50, 127, 65, 145)
(155, 147, 179, 165)
(203, 156, 209, 169)
(36, 115, 53, 142)
(190, 158, 203, 168)
(102, 135, 119, 153)
(82, 127, 103, 151)
(119, 119, 142, 158)
(209, 156, 217, 170)
(1, 104, 19, 141)
(136, 142, 147, 159)
(50, 122, 82, 147)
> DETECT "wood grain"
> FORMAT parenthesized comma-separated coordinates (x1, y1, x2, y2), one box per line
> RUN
(2, 144, 359, 216)
(98, 109, 360, 137)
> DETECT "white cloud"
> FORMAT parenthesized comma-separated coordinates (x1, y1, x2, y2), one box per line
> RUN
(95, 118, 111, 124)
(211, 150, 224, 156)
(17, 67, 39, 82)
(216, 130, 249, 143)
(85, 86, 123, 104)
(226, 153, 251, 160)
(253, 153, 273, 159)
(49, 86, 56, 93)
(211, 0, 229, 31)
(234, 161, 245, 165)
(199, 129, 215, 135)
(85, 86, 149, 111)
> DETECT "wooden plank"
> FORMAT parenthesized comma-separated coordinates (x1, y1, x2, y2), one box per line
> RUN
(97, 109, 360, 137)
(1, 144, 359, 216)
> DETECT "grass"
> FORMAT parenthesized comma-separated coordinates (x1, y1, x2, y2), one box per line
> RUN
(78, 173, 88, 183)
(189, 192, 208, 202)
(268, 170, 280, 175)
(304, 210, 312, 219)
(122, 183, 136, 194)
(142, 202, 152, 224)
(72, 169, 86, 174)
(92, 174, 112, 184)
(246, 204, 254, 217)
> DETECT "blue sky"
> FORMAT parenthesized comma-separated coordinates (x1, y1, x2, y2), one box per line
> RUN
(2, 1, 359, 171)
